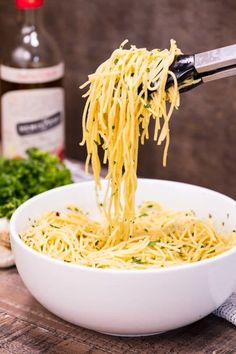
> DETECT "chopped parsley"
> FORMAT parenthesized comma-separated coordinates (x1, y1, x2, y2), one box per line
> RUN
(131, 257, 145, 264)
(148, 240, 160, 247)
(139, 213, 148, 217)
(50, 224, 60, 229)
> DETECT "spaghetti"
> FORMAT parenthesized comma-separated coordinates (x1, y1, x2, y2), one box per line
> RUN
(80, 39, 181, 242)
(20, 40, 236, 269)
(20, 202, 236, 269)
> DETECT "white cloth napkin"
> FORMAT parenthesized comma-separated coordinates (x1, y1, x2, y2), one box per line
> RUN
(214, 293, 236, 325)
(58, 160, 236, 326)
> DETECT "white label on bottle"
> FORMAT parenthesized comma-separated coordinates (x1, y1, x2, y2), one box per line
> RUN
(0, 63, 64, 84)
(1, 88, 64, 158)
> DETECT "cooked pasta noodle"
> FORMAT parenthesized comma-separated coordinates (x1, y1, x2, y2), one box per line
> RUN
(20, 40, 236, 269)
(21, 202, 236, 269)
(80, 39, 181, 241)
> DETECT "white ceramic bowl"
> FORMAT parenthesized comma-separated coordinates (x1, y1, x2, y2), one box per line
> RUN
(10, 179, 236, 336)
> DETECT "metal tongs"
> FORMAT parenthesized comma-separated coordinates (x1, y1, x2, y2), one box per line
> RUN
(163, 44, 236, 93)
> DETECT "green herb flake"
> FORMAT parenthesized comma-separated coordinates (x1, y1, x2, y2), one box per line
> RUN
(139, 213, 148, 217)
(50, 224, 60, 229)
(114, 58, 119, 65)
(131, 257, 144, 264)
(146, 67, 150, 72)
(144, 103, 151, 109)
(148, 240, 160, 247)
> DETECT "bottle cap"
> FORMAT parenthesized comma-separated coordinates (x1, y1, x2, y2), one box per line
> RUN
(16, 0, 44, 8)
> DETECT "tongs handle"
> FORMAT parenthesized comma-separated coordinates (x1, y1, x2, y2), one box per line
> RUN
(195, 44, 236, 73)
(195, 44, 236, 82)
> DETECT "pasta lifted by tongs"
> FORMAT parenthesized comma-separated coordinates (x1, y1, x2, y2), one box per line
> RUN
(154, 44, 236, 93)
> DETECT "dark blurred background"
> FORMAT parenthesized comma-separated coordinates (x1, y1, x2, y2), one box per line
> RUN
(0, 0, 235, 198)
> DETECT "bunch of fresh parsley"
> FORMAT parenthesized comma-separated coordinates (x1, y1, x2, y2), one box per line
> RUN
(0, 148, 72, 219)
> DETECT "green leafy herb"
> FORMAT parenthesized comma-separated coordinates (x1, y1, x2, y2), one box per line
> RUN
(50, 224, 60, 229)
(146, 67, 150, 72)
(144, 103, 151, 109)
(131, 257, 145, 264)
(139, 213, 148, 217)
(114, 58, 119, 65)
(148, 240, 160, 247)
(0, 148, 72, 219)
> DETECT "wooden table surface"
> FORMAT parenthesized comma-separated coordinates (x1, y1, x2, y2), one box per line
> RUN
(0, 268, 235, 354)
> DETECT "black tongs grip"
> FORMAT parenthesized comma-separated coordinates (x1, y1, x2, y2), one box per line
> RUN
(166, 44, 236, 92)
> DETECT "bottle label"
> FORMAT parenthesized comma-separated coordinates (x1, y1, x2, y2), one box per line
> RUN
(1, 88, 64, 158)
(0, 63, 64, 84)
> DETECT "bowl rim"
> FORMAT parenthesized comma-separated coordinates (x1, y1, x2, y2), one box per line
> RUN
(10, 178, 236, 275)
